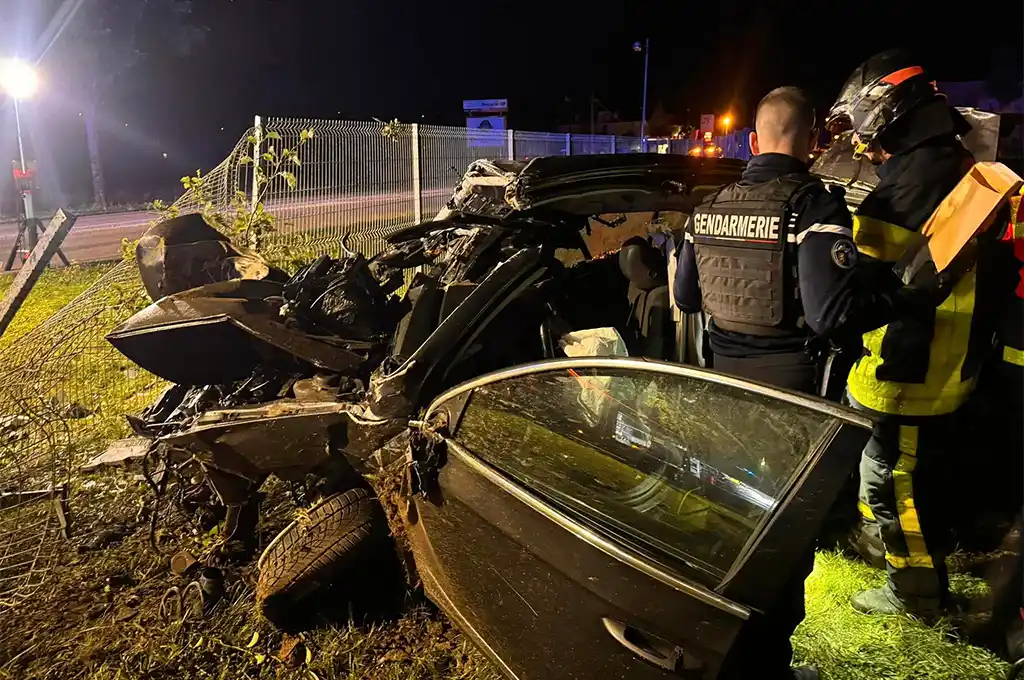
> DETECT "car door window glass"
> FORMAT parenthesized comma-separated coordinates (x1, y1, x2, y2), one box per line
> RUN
(452, 367, 836, 579)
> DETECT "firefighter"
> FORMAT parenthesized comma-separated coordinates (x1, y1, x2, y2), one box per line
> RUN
(674, 85, 955, 680)
(824, 48, 996, 617)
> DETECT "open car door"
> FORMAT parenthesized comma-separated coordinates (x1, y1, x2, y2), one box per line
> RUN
(405, 357, 871, 679)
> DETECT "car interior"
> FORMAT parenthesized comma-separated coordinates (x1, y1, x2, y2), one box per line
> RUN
(383, 214, 696, 409)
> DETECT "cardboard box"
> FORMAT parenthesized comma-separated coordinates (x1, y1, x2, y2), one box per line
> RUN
(920, 162, 1023, 271)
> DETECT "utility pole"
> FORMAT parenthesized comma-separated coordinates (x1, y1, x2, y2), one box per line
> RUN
(639, 38, 650, 144)
(13, 91, 37, 249)
(590, 92, 595, 137)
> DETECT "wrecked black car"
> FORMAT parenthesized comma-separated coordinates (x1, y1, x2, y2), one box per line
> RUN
(105, 154, 880, 679)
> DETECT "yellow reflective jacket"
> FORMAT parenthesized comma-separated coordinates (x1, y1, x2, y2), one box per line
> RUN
(847, 141, 984, 416)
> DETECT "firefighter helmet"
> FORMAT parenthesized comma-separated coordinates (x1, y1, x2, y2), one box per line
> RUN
(826, 49, 939, 155)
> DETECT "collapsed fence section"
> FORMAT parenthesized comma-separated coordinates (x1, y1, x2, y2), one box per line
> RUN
(0, 131, 260, 605)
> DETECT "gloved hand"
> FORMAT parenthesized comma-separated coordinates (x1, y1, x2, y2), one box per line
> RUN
(903, 239, 978, 306)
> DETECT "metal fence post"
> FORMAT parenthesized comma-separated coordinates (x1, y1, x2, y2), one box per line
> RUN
(411, 123, 422, 224)
(250, 115, 262, 213)
(507, 129, 515, 160)
(565, 132, 572, 156)
(611, 135, 616, 155)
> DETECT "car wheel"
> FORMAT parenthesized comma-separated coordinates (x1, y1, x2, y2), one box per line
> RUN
(257, 487, 388, 627)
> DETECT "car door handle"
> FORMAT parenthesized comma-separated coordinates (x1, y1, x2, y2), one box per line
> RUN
(602, 617, 701, 675)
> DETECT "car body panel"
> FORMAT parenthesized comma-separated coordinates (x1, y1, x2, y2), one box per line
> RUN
(406, 440, 747, 680)
(431, 154, 746, 224)
(107, 279, 365, 385)
(409, 357, 871, 679)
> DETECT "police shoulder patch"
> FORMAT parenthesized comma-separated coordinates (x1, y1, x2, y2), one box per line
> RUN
(831, 239, 857, 269)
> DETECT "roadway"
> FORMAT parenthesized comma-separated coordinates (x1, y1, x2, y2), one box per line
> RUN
(0, 210, 157, 268)
(0, 188, 450, 270)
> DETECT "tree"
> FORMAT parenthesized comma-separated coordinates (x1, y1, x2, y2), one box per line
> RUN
(46, 0, 206, 209)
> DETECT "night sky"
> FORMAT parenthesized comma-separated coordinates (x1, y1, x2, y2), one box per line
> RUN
(1, 0, 1022, 207)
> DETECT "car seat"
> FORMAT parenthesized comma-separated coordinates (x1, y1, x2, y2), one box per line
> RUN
(392, 275, 443, 361)
(618, 237, 673, 359)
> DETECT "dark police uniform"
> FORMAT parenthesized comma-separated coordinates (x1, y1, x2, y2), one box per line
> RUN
(675, 152, 925, 393)
(845, 100, 992, 614)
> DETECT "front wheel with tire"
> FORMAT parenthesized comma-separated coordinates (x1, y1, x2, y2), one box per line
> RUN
(257, 487, 388, 629)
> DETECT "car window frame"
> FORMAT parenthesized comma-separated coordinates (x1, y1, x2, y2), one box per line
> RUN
(425, 356, 871, 600)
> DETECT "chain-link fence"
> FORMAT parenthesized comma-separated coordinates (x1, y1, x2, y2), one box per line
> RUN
(0, 116, 751, 605)
(0, 131, 257, 605)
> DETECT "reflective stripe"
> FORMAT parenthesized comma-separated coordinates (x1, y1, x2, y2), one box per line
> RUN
(848, 212, 979, 416)
(881, 65, 925, 86)
(1009, 194, 1024, 240)
(1005, 345, 1024, 367)
(889, 425, 934, 570)
(1006, 194, 1024, 298)
(684, 231, 694, 243)
(788, 223, 854, 245)
(885, 553, 936, 569)
(851, 214, 922, 262)
(858, 500, 876, 522)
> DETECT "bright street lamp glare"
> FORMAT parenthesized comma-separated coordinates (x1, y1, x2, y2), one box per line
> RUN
(0, 59, 39, 100)
(722, 115, 732, 127)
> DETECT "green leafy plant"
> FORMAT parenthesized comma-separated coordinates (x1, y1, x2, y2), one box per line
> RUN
(121, 126, 314, 264)
(232, 127, 314, 251)
(378, 117, 407, 140)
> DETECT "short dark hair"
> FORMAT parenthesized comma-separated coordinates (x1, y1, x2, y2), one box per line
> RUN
(755, 86, 816, 141)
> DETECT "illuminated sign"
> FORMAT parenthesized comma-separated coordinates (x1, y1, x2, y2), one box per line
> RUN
(463, 99, 508, 113)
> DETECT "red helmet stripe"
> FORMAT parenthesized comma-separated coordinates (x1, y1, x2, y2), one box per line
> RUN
(881, 66, 925, 85)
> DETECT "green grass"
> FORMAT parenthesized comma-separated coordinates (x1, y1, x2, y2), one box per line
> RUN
(0, 264, 113, 350)
(797, 552, 1009, 679)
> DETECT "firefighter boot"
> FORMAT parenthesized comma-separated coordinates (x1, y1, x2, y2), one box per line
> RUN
(851, 584, 905, 615)
(853, 578, 946, 618)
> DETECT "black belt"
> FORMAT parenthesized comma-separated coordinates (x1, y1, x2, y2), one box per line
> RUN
(713, 318, 797, 338)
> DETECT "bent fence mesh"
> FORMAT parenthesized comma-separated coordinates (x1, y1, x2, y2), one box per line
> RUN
(0, 118, 751, 606)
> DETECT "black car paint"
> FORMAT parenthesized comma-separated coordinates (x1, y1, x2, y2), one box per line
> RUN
(412, 358, 871, 679)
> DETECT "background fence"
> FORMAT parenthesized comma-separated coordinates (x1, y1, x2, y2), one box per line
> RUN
(0, 116, 751, 605)
(251, 118, 751, 257)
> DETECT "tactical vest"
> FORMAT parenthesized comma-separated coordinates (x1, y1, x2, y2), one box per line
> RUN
(690, 174, 817, 336)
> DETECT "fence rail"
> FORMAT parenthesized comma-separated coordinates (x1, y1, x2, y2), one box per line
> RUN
(252, 118, 751, 257)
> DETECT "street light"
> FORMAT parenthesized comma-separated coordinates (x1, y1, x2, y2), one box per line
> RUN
(0, 59, 38, 101)
(633, 38, 650, 146)
(1, 58, 40, 247)
(722, 114, 733, 135)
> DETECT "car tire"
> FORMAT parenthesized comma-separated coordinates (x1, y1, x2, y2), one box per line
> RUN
(256, 487, 388, 627)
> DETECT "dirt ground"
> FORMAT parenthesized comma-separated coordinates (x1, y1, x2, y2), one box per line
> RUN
(0, 472, 499, 680)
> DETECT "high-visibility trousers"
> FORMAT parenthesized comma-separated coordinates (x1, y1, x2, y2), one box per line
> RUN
(854, 406, 956, 608)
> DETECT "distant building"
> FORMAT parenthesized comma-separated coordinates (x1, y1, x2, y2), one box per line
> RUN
(559, 111, 643, 136)
(558, 107, 694, 138)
